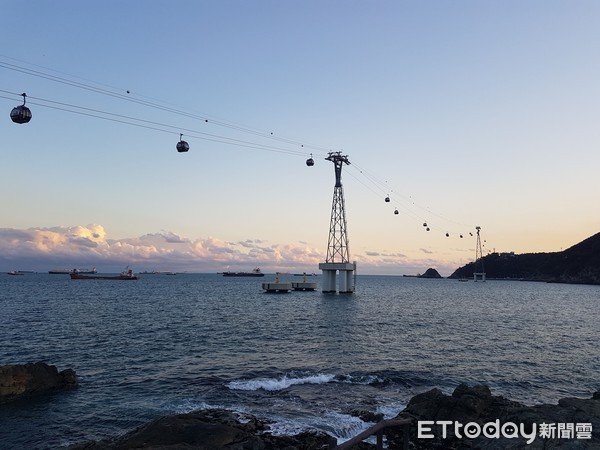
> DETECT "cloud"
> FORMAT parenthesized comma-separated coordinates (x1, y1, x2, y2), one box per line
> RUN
(0, 225, 462, 276)
(159, 231, 189, 244)
(0, 225, 326, 272)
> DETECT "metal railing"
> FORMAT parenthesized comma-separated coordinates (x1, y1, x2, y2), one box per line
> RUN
(332, 417, 411, 450)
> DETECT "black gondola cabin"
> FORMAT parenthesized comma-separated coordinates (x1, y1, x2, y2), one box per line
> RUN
(10, 93, 32, 124)
(176, 134, 189, 153)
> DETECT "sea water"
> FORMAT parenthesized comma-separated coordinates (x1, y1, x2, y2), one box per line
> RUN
(0, 273, 598, 449)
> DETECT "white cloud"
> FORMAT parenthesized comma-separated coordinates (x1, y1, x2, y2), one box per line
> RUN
(0, 224, 461, 275)
(0, 225, 325, 273)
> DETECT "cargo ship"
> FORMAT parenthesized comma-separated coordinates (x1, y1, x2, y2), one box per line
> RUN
(70, 268, 138, 280)
(222, 267, 264, 277)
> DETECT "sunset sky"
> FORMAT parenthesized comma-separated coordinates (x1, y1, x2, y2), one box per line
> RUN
(1, 1, 599, 276)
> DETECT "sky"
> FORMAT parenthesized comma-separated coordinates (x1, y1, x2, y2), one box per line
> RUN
(1, 1, 599, 276)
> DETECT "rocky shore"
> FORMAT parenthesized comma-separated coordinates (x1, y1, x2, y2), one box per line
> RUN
(69, 384, 599, 449)
(0, 362, 77, 403)
(385, 384, 600, 449)
(2, 364, 598, 449)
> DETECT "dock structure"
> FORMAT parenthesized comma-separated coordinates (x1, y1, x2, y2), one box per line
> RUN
(262, 282, 292, 293)
(262, 272, 292, 293)
(291, 273, 317, 291)
(318, 152, 356, 293)
(291, 282, 317, 291)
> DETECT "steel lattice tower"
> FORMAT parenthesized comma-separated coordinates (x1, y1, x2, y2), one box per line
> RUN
(325, 152, 350, 263)
(319, 151, 356, 293)
(474, 226, 486, 281)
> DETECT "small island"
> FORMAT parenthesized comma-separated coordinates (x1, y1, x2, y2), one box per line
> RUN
(418, 267, 442, 278)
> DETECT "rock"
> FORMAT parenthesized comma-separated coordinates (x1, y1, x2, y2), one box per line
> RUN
(349, 409, 384, 423)
(418, 268, 442, 278)
(0, 362, 77, 402)
(69, 409, 336, 450)
(385, 384, 600, 449)
(68, 386, 600, 449)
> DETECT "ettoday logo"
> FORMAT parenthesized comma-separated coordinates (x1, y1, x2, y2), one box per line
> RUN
(417, 420, 593, 444)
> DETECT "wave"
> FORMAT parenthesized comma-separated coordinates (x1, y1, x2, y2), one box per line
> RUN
(337, 373, 384, 385)
(225, 368, 437, 392)
(267, 410, 373, 443)
(227, 372, 336, 391)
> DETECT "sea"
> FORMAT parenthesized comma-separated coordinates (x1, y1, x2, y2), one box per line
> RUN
(0, 273, 598, 449)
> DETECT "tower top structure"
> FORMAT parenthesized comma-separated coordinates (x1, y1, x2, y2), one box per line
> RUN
(325, 151, 350, 188)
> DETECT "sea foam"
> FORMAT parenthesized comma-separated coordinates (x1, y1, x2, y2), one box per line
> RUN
(267, 410, 375, 444)
(227, 373, 336, 391)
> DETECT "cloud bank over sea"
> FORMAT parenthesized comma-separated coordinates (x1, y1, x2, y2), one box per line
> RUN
(0, 224, 458, 275)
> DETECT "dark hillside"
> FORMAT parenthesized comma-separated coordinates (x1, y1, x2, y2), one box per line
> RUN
(450, 232, 600, 284)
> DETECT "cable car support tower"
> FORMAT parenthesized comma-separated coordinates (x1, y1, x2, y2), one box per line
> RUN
(318, 152, 356, 293)
(473, 226, 486, 282)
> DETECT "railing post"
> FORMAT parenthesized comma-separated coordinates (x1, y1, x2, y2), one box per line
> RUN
(403, 423, 409, 450)
(332, 418, 411, 450)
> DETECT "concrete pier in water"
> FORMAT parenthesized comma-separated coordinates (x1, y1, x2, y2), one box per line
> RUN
(319, 262, 355, 293)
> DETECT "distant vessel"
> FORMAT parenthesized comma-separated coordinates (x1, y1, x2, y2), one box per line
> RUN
(222, 267, 264, 277)
(70, 268, 139, 280)
(7, 271, 24, 276)
(49, 268, 97, 274)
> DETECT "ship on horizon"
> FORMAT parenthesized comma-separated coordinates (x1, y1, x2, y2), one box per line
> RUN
(221, 267, 265, 277)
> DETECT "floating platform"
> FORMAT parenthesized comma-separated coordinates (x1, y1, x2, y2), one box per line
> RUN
(261, 282, 292, 293)
(292, 282, 317, 291)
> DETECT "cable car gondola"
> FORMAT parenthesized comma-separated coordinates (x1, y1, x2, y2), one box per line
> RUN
(385, 195, 390, 203)
(176, 133, 189, 153)
(394, 209, 399, 215)
(306, 153, 314, 166)
(10, 93, 32, 124)
(423, 222, 427, 227)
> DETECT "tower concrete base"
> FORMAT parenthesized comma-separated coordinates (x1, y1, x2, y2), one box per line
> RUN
(319, 262, 356, 293)
(474, 272, 486, 282)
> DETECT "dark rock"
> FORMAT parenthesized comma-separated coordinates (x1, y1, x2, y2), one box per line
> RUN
(69, 409, 336, 450)
(0, 362, 77, 402)
(68, 387, 600, 449)
(385, 384, 600, 449)
(349, 409, 384, 423)
(418, 268, 442, 278)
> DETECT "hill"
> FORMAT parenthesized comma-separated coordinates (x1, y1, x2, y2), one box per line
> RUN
(418, 268, 442, 278)
(449, 232, 600, 284)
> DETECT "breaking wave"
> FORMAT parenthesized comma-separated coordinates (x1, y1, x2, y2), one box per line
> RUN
(227, 372, 336, 391)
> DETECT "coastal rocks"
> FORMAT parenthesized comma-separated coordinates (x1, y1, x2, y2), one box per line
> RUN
(71, 409, 336, 450)
(418, 268, 442, 279)
(385, 384, 600, 449)
(350, 408, 385, 423)
(0, 362, 77, 402)
(68, 385, 599, 449)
